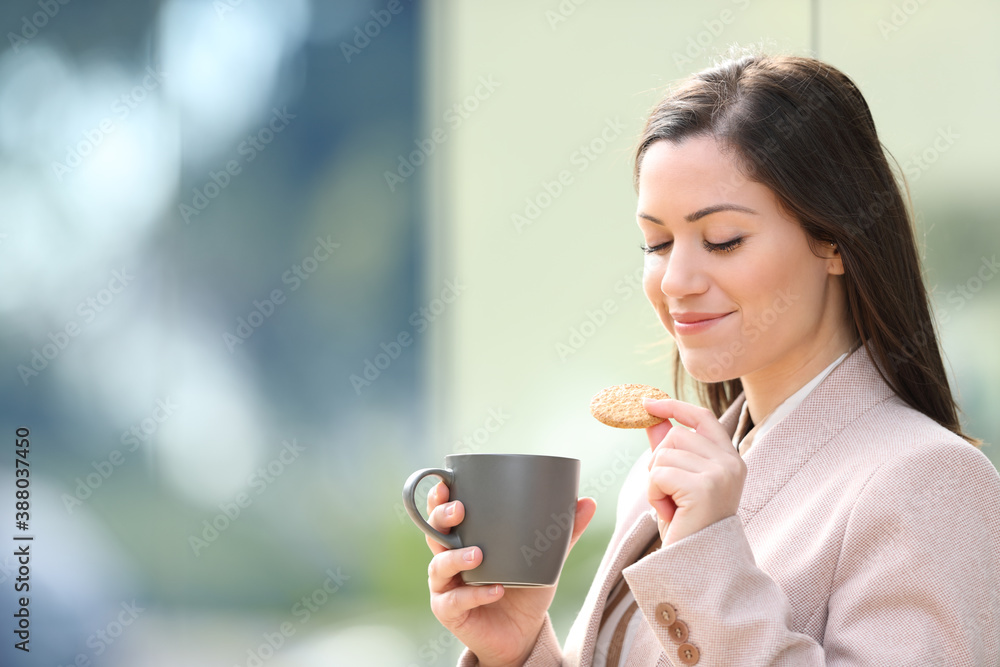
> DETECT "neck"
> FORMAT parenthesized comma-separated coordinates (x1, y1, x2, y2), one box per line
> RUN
(741, 328, 858, 426)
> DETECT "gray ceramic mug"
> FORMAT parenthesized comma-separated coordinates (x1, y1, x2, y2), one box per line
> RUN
(403, 453, 580, 587)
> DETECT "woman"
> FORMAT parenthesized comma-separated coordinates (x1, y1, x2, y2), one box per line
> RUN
(422, 53, 1000, 666)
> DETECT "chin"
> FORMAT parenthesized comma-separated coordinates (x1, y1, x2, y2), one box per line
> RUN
(678, 347, 740, 384)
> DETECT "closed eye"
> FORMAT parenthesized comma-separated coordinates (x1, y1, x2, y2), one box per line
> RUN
(704, 237, 744, 253)
(640, 237, 744, 255)
(640, 241, 671, 255)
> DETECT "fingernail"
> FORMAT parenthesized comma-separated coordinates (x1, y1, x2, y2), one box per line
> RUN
(446, 502, 456, 517)
(490, 585, 501, 595)
(463, 548, 476, 562)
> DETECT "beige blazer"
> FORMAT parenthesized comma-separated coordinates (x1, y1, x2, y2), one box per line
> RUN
(459, 346, 1000, 666)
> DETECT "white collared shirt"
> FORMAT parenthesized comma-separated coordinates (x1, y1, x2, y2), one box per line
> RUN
(733, 350, 851, 454)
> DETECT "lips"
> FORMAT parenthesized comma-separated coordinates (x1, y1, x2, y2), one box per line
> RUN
(670, 312, 732, 324)
(670, 311, 734, 336)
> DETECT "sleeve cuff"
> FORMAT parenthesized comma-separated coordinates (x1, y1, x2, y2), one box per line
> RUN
(623, 515, 819, 665)
(456, 613, 562, 667)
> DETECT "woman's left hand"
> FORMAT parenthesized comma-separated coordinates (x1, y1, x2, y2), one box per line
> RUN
(641, 398, 747, 547)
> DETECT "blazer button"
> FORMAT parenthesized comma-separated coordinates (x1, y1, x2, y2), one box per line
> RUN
(654, 602, 677, 626)
(677, 643, 700, 665)
(667, 619, 689, 642)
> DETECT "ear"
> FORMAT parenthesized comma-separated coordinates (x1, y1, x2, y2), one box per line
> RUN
(826, 242, 845, 276)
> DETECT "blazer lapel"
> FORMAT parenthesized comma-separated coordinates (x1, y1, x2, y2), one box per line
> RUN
(567, 399, 746, 664)
(570, 506, 658, 667)
(568, 383, 747, 665)
(565, 346, 895, 665)
(718, 391, 744, 440)
(737, 345, 895, 523)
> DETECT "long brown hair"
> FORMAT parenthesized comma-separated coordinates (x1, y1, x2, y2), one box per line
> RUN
(633, 51, 980, 446)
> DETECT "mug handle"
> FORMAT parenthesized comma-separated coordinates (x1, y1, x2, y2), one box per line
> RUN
(402, 467, 462, 550)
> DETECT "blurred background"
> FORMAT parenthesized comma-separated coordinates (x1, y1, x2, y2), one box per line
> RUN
(0, 0, 996, 665)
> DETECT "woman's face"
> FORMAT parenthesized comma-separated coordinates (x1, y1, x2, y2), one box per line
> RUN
(637, 136, 847, 383)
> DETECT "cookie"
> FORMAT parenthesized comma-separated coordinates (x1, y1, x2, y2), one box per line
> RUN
(589, 384, 671, 429)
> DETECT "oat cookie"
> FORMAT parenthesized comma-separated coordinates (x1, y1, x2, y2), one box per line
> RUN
(589, 383, 671, 428)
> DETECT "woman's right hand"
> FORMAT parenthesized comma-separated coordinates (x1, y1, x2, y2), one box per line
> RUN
(424, 482, 596, 667)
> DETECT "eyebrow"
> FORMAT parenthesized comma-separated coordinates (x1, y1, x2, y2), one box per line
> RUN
(637, 203, 759, 225)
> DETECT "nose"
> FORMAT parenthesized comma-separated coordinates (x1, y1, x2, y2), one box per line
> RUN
(656, 241, 709, 298)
